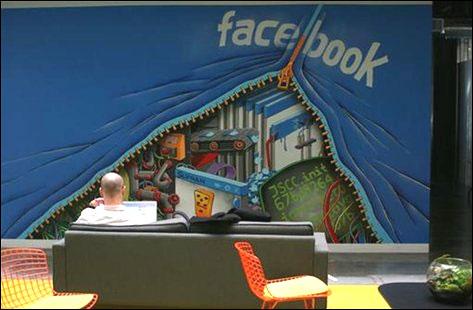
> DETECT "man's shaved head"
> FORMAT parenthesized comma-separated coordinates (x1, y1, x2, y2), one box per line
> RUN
(100, 172, 124, 198)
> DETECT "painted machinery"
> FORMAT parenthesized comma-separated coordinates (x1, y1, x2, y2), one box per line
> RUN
(126, 134, 185, 218)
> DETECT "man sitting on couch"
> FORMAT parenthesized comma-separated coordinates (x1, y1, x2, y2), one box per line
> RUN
(75, 172, 155, 225)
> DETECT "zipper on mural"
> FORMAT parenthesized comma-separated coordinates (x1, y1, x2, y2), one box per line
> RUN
(29, 74, 380, 243)
(28, 76, 273, 239)
(288, 81, 381, 243)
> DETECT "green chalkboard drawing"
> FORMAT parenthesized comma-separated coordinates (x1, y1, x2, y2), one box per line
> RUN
(259, 157, 367, 243)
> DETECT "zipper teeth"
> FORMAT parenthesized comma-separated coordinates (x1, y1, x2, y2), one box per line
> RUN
(30, 74, 380, 243)
(289, 81, 381, 243)
(28, 76, 272, 239)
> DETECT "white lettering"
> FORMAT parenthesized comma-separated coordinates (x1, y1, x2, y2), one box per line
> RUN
(274, 23, 299, 48)
(354, 42, 389, 88)
(254, 20, 279, 47)
(306, 33, 328, 58)
(340, 47, 363, 75)
(217, 11, 389, 88)
(232, 20, 255, 46)
(303, 20, 323, 55)
(323, 40, 345, 66)
(218, 11, 236, 47)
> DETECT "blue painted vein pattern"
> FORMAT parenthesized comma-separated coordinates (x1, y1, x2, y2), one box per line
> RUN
(293, 5, 432, 242)
(1, 5, 431, 241)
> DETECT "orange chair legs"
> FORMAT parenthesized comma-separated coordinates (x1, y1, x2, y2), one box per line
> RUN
(262, 297, 317, 309)
(261, 301, 277, 309)
(303, 298, 316, 309)
(262, 298, 316, 309)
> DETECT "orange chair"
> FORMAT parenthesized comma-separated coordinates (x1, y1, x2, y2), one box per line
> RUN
(234, 241, 330, 309)
(1, 248, 98, 309)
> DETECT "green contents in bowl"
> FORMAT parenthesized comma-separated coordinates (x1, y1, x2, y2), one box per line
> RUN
(427, 255, 472, 303)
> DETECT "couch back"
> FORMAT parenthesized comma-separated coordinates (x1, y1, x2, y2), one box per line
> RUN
(53, 223, 327, 309)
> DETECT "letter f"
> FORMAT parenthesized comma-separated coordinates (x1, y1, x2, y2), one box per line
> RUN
(218, 10, 236, 47)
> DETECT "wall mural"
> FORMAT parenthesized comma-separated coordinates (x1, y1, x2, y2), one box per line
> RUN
(1, 3, 432, 242)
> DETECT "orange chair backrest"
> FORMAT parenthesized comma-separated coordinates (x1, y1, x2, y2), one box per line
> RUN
(1, 248, 53, 309)
(234, 241, 268, 300)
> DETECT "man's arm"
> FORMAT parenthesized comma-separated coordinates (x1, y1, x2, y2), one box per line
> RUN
(89, 198, 104, 208)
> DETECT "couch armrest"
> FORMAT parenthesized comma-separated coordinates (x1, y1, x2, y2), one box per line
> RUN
(52, 238, 67, 292)
(313, 233, 328, 309)
(313, 232, 328, 283)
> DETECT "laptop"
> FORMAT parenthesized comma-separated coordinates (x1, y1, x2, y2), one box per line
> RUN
(122, 201, 158, 222)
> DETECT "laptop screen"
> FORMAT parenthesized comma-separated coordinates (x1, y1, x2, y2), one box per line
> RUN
(122, 201, 158, 222)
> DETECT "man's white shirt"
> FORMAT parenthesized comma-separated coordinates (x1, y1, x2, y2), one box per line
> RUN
(75, 204, 155, 225)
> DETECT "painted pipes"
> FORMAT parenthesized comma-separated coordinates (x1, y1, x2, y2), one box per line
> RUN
(235, 103, 246, 181)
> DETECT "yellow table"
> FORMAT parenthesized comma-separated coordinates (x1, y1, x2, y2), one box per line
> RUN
(327, 285, 391, 309)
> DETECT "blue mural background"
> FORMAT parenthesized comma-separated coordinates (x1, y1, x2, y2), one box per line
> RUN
(1, 4, 431, 241)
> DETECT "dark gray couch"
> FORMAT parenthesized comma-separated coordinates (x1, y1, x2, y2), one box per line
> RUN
(53, 219, 328, 309)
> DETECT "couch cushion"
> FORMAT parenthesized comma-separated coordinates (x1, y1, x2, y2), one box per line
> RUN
(189, 221, 314, 235)
(69, 217, 188, 233)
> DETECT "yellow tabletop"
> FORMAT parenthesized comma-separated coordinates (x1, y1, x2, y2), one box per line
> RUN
(327, 285, 391, 309)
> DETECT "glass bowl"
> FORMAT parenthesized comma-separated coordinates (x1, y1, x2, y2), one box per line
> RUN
(427, 256, 472, 303)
